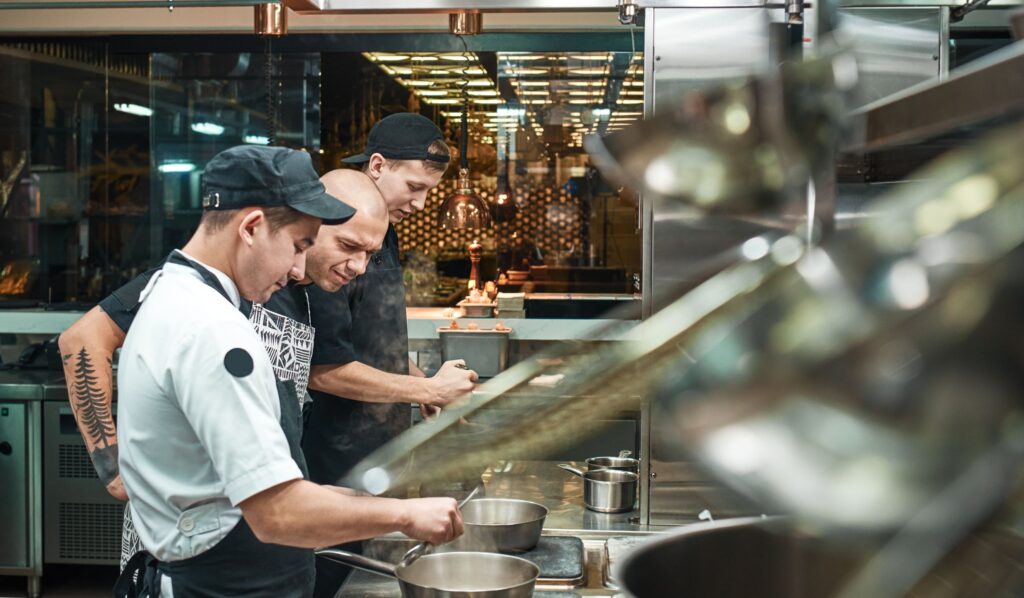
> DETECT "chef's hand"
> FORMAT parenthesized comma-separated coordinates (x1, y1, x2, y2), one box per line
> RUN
(402, 497, 464, 544)
(424, 360, 478, 408)
(106, 475, 129, 502)
(419, 403, 442, 420)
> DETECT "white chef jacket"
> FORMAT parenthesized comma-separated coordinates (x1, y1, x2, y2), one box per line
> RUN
(117, 250, 303, 562)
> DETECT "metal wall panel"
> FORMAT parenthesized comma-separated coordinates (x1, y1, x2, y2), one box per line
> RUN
(644, 6, 786, 526)
(649, 7, 777, 107)
(640, 4, 949, 525)
(840, 7, 946, 108)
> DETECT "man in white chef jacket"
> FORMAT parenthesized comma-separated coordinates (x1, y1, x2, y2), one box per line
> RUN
(115, 145, 462, 598)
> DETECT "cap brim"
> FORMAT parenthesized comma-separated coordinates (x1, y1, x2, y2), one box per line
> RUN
(288, 190, 357, 226)
(341, 152, 371, 164)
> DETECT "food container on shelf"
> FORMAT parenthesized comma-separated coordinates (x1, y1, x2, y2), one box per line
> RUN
(438, 324, 512, 378)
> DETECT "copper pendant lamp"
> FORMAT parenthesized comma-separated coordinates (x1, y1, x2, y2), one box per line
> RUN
(438, 95, 491, 230)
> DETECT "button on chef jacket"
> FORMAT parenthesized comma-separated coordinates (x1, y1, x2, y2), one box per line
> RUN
(117, 251, 303, 563)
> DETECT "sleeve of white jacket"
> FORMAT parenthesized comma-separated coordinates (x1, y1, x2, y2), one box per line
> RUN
(173, 318, 302, 506)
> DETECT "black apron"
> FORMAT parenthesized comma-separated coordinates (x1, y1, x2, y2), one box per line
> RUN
(114, 253, 314, 598)
(304, 225, 411, 486)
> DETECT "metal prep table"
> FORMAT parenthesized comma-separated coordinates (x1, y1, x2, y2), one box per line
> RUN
(0, 371, 51, 598)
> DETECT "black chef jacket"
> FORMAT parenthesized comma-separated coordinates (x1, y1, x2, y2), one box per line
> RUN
(303, 224, 411, 486)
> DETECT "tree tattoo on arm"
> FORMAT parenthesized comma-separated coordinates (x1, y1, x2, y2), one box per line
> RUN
(72, 347, 119, 485)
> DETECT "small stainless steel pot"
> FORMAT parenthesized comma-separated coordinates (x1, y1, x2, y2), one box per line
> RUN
(317, 548, 539, 598)
(449, 498, 548, 553)
(559, 464, 638, 514)
(585, 450, 640, 475)
(585, 456, 640, 475)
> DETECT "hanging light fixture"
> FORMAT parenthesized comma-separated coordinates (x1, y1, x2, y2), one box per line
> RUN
(449, 11, 483, 36)
(254, 3, 288, 36)
(492, 132, 517, 223)
(438, 81, 491, 229)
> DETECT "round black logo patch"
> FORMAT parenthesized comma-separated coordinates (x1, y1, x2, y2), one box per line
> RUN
(223, 348, 254, 378)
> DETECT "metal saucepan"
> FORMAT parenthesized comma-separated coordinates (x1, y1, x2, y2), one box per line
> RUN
(316, 548, 539, 598)
(585, 450, 640, 475)
(448, 498, 548, 554)
(559, 464, 638, 514)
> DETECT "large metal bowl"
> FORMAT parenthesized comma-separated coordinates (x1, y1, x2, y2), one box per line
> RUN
(615, 518, 865, 598)
(448, 498, 548, 554)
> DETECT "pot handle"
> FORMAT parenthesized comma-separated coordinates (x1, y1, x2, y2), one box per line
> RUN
(558, 463, 586, 478)
(618, 450, 633, 459)
(315, 548, 397, 579)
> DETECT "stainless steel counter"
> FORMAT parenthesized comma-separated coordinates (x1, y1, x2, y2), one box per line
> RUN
(0, 308, 640, 342)
(475, 461, 648, 537)
(335, 461, 655, 598)
(0, 371, 62, 401)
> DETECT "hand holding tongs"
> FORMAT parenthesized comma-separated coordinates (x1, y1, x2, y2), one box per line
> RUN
(398, 485, 481, 568)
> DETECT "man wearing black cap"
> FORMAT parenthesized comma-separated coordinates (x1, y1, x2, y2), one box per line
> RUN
(304, 114, 478, 488)
(111, 146, 462, 597)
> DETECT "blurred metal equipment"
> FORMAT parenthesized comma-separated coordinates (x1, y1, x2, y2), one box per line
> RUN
(585, 47, 857, 216)
(449, 11, 483, 35)
(844, 40, 1024, 153)
(254, 2, 288, 36)
(651, 115, 1024, 558)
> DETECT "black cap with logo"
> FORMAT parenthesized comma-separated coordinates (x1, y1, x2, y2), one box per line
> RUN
(201, 145, 356, 225)
(342, 113, 450, 165)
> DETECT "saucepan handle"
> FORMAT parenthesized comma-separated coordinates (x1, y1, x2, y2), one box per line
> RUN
(557, 463, 586, 478)
(315, 548, 397, 578)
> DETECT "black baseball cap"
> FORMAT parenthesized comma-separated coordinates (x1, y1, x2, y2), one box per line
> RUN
(342, 113, 451, 165)
(201, 146, 356, 225)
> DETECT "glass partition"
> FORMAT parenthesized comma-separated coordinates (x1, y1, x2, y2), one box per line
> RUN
(360, 50, 645, 309)
(0, 42, 319, 305)
(149, 50, 320, 260)
(0, 37, 641, 318)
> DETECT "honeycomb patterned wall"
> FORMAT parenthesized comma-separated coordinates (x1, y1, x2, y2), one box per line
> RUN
(395, 178, 584, 264)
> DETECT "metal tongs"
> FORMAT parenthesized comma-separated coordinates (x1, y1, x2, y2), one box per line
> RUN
(398, 485, 481, 568)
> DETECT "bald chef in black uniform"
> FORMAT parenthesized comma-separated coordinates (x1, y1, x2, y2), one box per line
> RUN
(303, 113, 480, 598)
(304, 114, 479, 484)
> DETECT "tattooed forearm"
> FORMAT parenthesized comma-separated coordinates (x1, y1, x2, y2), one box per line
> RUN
(90, 444, 120, 486)
(71, 346, 117, 450)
